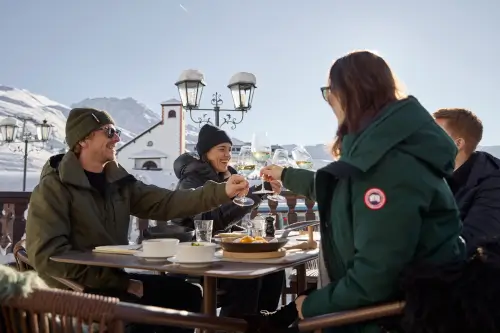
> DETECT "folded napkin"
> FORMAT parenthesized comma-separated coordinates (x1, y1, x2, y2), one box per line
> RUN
(92, 245, 140, 255)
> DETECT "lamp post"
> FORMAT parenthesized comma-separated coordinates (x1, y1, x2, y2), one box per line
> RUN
(175, 69, 257, 129)
(0, 117, 53, 191)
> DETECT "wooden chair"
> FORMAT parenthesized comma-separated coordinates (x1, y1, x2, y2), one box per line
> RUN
(1, 288, 123, 333)
(298, 301, 405, 332)
(1, 288, 249, 333)
(13, 240, 85, 292)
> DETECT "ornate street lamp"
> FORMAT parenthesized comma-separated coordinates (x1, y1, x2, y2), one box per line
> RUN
(175, 69, 256, 129)
(0, 117, 53, 191)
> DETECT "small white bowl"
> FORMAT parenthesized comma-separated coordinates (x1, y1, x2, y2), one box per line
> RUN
(175, 242, 217, 262)
(142, 238, 179, 257)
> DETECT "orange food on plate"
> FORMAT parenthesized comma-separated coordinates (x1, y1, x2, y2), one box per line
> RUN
(239, 236, 254, 243)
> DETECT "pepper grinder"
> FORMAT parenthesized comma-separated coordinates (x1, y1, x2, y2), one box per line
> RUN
(265, 215, 276, 237)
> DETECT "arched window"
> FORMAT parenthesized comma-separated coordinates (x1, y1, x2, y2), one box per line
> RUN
(168, 110, 176, 118)
(142, 161, 158, 170)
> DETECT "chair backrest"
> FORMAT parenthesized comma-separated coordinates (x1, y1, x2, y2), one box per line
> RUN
(2, 288, 249, 333)
(13, 240, 31, 272)
(298, 301, 405, 331)
(1, 288, 123, 333)
(12, 240, 85, 292)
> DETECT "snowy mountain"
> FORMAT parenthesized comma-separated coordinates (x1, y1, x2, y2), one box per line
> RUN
(0, 86, 252, 171)
(0, 85, 68, 171)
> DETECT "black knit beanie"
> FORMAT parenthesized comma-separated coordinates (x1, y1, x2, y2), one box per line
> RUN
(196, 124, 232, 156)
(65, 108, 115, 149)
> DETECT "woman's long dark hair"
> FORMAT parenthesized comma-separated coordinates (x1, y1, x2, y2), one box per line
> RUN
(329, 50, 405, 158)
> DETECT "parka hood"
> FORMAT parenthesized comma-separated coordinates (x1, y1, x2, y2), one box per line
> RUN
(341, 96, 457, 178)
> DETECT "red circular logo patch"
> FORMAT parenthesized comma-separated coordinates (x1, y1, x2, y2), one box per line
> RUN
(364, 188, 386, 210)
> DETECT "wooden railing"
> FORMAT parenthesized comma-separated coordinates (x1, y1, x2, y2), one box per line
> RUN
(0, 192, 30, 260)
(0, 190, 317, 260)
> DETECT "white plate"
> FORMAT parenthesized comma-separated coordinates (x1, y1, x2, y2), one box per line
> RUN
(133, 252, 173, 262)
(168, 257, 221, 268)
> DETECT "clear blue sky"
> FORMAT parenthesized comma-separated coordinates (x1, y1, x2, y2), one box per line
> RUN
(1, 0, 498, 146)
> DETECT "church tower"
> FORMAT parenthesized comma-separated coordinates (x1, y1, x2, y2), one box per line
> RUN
(160, 99, 184, 170)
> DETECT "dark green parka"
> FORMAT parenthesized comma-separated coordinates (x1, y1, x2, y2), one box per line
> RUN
(284, 97, 466, 333)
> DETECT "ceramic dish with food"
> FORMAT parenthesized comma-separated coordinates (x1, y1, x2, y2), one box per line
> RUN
(175, 241, 217, 262)
(218, 236, 288, 253)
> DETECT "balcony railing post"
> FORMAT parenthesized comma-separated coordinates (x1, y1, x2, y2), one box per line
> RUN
(305, 199, 316, 221)
(267, 198, 278, 219)
(13, 201, 28, 247)
(285, 195, 298, 224)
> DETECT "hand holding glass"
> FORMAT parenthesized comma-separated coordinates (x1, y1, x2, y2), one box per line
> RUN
(266, 149, 289, 202)
(251, 132, 274, 195)
(233, 146, 256, 207)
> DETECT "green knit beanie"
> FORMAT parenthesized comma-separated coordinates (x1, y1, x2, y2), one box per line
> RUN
(65, 108, 115, 149)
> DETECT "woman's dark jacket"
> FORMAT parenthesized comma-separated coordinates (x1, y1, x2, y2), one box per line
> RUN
(171, 153, 268, 232)
(283, 96, 466, 333)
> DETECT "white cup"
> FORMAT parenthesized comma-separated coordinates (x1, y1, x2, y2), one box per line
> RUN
(175, 242, 216, 262)
(142, 239, 179, 257)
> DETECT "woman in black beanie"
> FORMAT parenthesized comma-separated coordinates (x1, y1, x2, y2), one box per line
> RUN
(171, 124, 284, 319)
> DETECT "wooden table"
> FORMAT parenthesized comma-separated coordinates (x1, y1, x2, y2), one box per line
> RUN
(51, 250, 318, 331)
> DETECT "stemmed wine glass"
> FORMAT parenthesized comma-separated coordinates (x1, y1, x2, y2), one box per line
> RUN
(251, 132, 275, 195)
(292, 146, 314, 170)
(266, 149, 289, 202)
(233, 146, 256, 207)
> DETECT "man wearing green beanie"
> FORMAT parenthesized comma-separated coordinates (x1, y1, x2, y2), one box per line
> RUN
(25, 107, 250, 333)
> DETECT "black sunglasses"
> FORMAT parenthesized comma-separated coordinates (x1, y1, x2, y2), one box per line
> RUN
(99, 127, 121, 138)
(320, 86, 330, 101)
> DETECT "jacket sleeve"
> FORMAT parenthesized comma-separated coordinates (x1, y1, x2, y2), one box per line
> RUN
(301, 164, 428, 317)
(26, 177, 130, 290)
(282, 168, 316, 201)
(461, 178, 500, 251)
(173, 176, 262, 232)
(128, 178, 231, 221)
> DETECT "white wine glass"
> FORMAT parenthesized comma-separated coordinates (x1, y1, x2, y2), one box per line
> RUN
(292, 146, 314, 170)
(251, 132, 274, 195)
(233, 146, 256, 207)
(267, 149, 289, 202)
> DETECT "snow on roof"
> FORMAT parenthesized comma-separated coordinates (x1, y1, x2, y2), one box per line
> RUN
(132, 170, 178, 189)
(128, 149, 168, 159)
(161, 98, 181, 106)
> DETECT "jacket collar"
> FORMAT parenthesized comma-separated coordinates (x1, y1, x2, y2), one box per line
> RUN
(464, 151, 500, 188)
(178, 154, 237, 182)
(53, 152, 131, 189)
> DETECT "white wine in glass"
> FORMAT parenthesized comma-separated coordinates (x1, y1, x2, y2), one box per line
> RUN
(233, 146, 256, 207)
(292, 146, 314, 170)
(236, 164, 256, 177)
(251, 132, 274, 195)
(295, 160, 314, 169)
(252, 151, 272, 163)
(266, 149, 288, 202)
